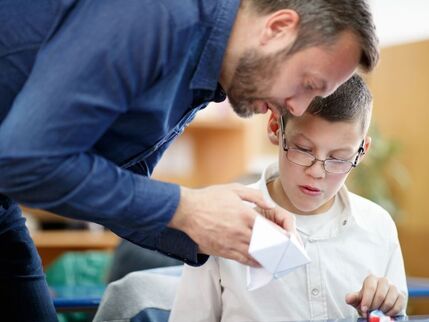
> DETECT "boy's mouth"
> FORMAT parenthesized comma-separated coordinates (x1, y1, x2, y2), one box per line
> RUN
(299, 185, 321, 196)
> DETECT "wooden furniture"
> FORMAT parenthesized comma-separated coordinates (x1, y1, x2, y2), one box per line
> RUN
(152, 101, 255, 187)
(32, 230, 119, 269)
(398, 224, 429, 314)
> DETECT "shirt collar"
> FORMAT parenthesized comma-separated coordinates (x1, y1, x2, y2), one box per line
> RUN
(338, 185, 368, 231)
(255, 162, 279, 207)
(190, 0, 240, 94)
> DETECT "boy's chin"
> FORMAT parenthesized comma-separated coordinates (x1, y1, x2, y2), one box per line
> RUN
(292, 201, 327, 215)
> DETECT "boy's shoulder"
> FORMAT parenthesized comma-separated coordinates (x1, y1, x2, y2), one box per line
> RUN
(345, 189, 397, 235)
(346, 190, 388, 215)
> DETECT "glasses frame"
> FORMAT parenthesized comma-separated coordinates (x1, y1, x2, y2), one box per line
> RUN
(279, 115, 365, 174)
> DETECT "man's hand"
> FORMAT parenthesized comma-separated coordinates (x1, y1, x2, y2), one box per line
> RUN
(168, 183, 297, 266)
(345, 274, 406, 317)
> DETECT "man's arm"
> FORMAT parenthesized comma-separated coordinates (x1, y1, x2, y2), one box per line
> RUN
(0, 0, 296, 266)
(0, 0, 195, 260)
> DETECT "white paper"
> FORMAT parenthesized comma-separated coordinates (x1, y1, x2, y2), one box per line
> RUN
(247, 215, 311, 291)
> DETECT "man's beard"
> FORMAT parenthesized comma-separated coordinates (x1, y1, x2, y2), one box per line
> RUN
(226, 48, 289, 118)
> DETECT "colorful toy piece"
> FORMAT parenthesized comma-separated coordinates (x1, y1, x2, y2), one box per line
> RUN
(368, 310, 394, 322)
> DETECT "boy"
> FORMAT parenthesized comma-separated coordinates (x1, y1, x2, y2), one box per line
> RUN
(169, 74, 407, 321)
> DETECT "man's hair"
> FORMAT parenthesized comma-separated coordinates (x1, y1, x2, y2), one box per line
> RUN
(247, 0, 379, 72)
(283, 74, 373, 134)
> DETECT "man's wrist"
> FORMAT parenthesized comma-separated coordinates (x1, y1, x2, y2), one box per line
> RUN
(168, 186, 192, 232)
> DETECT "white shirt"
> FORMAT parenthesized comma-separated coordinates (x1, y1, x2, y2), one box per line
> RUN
(169, 163, 408, 322)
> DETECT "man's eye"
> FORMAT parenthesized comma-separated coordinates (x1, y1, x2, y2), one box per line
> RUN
(304, 83, 317, 91)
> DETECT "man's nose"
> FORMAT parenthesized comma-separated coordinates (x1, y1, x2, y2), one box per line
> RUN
(285, 94, 315, 117)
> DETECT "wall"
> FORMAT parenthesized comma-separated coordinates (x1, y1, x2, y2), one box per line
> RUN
(367, 40, 429, 230)
(366, 41, 429, 314)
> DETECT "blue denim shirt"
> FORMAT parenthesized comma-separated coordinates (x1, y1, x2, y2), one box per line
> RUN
(0, 0, 239, 265)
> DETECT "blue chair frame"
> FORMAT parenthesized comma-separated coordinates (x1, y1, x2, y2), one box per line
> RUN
(407, 277, 429, 298)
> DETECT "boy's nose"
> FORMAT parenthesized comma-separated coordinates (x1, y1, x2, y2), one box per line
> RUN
(304, 160, 326, 179)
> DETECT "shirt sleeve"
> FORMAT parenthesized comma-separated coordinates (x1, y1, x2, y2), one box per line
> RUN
(169, 257, 222, 322)
(0, 1, 202, 264)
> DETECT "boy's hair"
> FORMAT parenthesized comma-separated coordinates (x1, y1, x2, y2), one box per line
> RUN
(245, 0, 379, 72)
(283, 74, 373, 134)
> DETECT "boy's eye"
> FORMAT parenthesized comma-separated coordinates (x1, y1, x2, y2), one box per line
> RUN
(330, 155, 348, 162)
(295, 145, 311, 152)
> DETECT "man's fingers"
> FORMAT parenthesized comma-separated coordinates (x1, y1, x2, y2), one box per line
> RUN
(235, 252, 261, 267)
(198, 239, 260, 267)
(229, 237, 261, 267)
(229, 184, 297, 235)
(233, 185, 275, 210)
(258, 207, 295, 228)
(255, 206, 297, 234)
(175, 183, 292, 267)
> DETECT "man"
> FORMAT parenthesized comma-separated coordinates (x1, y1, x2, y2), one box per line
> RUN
(0, 0, 378, 320)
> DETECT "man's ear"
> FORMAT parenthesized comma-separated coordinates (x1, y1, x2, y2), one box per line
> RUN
(260, 9, 299, 47)
(267, 113, 281, 145)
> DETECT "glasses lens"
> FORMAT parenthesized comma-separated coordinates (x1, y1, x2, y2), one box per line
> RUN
(287, 149, 315, 166)
(325, 160, 352, 174)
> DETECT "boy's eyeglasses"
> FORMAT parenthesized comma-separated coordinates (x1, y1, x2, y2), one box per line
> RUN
(279, 115, 365, 174)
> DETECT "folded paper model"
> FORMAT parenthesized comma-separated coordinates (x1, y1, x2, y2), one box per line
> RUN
(247, 215, 311, 290)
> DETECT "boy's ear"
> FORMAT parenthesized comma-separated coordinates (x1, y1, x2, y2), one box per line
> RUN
(363, 136, 372, 154)
(358, 136, 372, 162)
(260, 9, 299, 47)
(267, 112, 280, 145)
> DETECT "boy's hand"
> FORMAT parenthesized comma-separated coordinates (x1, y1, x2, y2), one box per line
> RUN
(168, 184, 297, 266)
(345, 274, 406, 317)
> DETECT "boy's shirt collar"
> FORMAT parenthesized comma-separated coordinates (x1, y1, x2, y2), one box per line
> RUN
(254, 163, 369, 240)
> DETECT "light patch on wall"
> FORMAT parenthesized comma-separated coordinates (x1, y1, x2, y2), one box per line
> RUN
(369, 0, 429, 47)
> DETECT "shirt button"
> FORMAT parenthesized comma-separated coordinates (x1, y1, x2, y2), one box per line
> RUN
(311, 288, 320, 296)
(342, 220, 347, 226)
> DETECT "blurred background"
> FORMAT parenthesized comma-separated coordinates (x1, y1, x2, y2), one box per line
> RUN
(22, 0, 429, 319)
